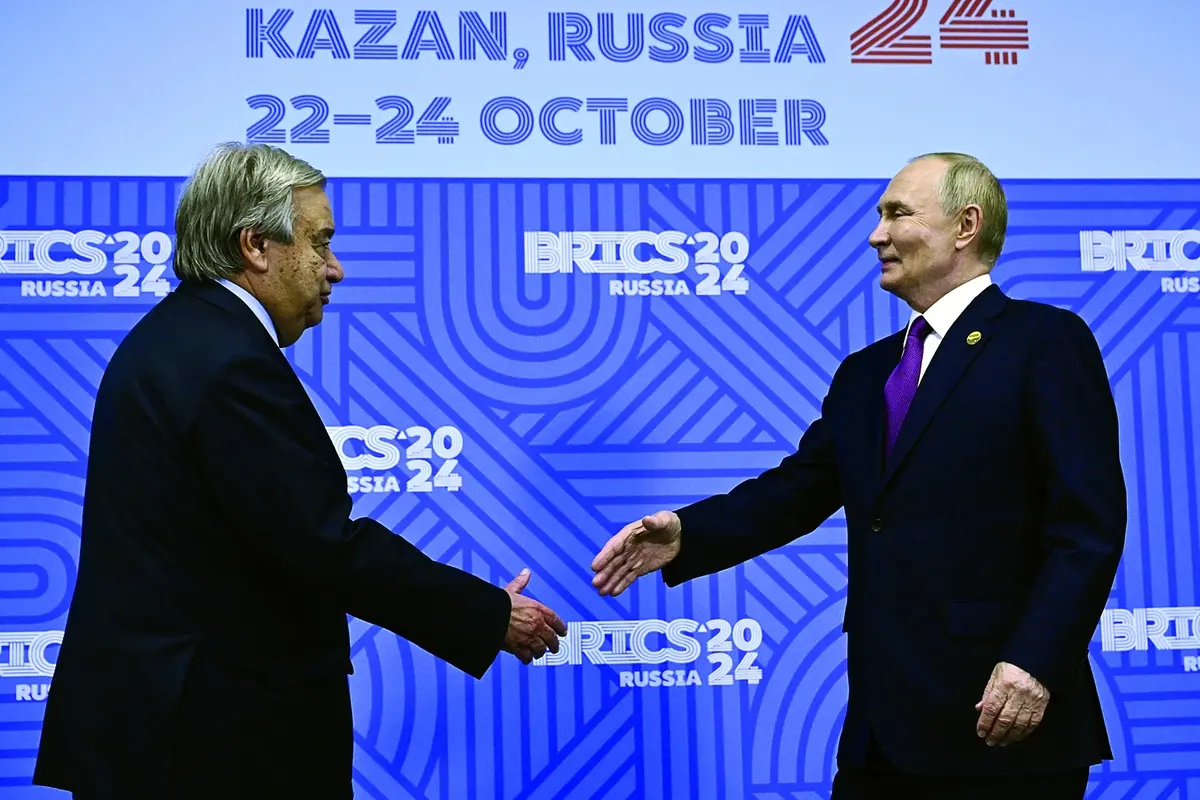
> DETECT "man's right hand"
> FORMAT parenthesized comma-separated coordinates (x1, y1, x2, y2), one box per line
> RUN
(591, 510, 682, 597)
(503, 569, 567, 664)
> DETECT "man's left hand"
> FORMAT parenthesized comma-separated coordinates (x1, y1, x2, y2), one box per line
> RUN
(974, 662, 1050, 746)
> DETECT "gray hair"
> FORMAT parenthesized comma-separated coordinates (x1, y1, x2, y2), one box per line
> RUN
(912, 152, 1007, 267)
(172, 142, 326, 282)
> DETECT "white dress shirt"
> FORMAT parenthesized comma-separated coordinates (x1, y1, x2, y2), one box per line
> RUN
(218, 278, 279, 347)
(903, 273, 993, 382)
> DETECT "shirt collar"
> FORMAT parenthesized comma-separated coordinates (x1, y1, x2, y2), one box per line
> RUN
(218, 278, 280, 347)
(906, 273, 993, 339)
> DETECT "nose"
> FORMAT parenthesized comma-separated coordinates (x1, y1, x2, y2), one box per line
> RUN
(868, 219, 890, 249)
(327, 251, 344, 284)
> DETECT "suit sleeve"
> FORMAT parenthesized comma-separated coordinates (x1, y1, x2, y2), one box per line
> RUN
(192, 352, 511, 679)
(999, 310, 1127, 692)
(662, 380, 844, 587)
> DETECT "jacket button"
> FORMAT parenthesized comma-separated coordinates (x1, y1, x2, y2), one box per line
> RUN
(870, 519, 883, 532)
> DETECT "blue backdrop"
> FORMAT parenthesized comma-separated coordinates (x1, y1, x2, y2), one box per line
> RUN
(2, 2, 1199, 798)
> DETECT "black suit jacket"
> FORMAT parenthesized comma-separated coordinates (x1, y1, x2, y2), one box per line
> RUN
(34, 279, 511, 797)
(663, 284, 1126, 776)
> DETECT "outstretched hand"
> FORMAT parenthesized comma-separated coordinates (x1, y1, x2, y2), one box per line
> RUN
(591, 510, 682, 597)
(502, 569, 567, 664)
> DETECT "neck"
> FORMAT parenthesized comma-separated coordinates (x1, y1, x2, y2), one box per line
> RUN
(228, 271, 291, 346)
(905, 265, 987, 313)
(228, 271, 259, 299)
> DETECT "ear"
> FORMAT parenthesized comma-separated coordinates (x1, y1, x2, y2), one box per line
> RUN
(955, 205, 983, 252)
(238, 229, 271, 275)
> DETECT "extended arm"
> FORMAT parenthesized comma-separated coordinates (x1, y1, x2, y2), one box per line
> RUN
(192, 352, 511, 678)
(662, 391, 845, 587)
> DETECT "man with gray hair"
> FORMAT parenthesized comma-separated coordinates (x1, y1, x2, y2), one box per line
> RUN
(592, 153, 1126, 798)
(33, 142, 566, 799)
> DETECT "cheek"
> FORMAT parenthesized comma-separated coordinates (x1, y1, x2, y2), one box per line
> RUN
(295, 256, 322, 287)
(896, 227, 936, 259)
(891, 225, 918, 254)
(284, 258, 313, 301)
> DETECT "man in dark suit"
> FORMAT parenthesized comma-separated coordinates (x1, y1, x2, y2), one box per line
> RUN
(34, 142, 566, 799)
(591, 153, 1126, 799)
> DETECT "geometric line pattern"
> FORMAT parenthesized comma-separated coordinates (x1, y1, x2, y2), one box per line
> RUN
(2, 177, 1198, 798)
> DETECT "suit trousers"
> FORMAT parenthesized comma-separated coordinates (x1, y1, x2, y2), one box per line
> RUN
(831, 731, 1089, 800)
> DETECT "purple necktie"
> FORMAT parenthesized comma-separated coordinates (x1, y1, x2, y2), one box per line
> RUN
(883, 316, 932, 457)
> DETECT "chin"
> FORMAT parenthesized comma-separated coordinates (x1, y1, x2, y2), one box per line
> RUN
(879, 275, 911, 302)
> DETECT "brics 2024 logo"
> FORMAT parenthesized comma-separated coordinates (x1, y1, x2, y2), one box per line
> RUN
(1, 631, 62, 702)
(1099, 607, 1200, 673)
(525, 230, 751, 298)
(851, 0, 1029, 66)
(0, 229, 174, 300)
(1080, 230, 1200, 294)
(535, 618, 764, 689)
(326, 424, 464, 495)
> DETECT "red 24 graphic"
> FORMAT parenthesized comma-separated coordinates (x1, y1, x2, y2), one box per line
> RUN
(851, 0, 1029, 65)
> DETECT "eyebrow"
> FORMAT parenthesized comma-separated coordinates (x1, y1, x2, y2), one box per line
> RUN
(877, 200, 914, 215)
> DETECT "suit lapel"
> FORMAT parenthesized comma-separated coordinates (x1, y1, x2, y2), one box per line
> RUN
(878, 284, 1007, 491)
(864, 333, 904, 479)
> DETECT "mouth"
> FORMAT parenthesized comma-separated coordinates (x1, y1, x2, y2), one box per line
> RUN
(879, 256, 900, 270)
(320, 294, 330, 305)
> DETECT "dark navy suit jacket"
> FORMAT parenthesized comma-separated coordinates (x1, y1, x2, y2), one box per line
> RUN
(34, 279, 512, 797)
(663, 283, 1126, 776)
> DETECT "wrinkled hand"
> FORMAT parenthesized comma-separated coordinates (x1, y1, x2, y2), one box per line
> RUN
(975, 661, 1050, 746)
(502, 569, 567, 664)
(591, 511, 682, 597)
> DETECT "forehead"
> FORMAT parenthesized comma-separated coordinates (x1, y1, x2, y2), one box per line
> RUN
(879, 158, 945, 209)
(293, 186, 333, 230)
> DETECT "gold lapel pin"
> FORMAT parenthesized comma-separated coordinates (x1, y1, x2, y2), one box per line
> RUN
(966, 331, 982, 345)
